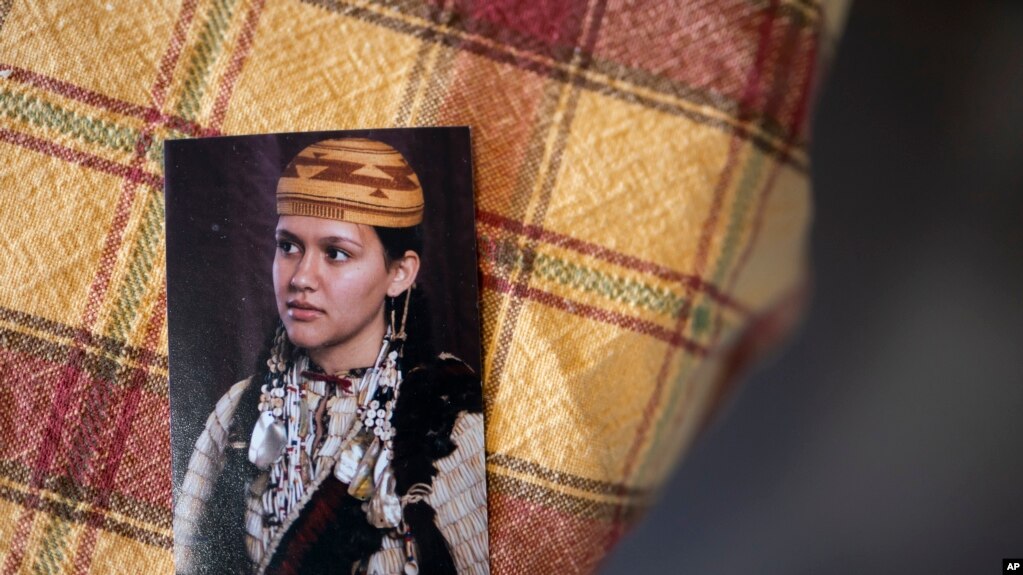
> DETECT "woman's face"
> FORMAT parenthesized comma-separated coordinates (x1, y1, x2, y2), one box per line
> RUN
(273, 215, 409, 361)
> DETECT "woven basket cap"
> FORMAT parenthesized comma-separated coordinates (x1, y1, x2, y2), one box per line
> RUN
(276, 138, 424, 227)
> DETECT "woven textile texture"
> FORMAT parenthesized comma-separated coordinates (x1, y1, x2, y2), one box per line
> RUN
(0, 0, 846, 573)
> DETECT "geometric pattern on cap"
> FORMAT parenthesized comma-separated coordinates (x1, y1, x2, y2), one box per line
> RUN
(277, 138, 424, 228)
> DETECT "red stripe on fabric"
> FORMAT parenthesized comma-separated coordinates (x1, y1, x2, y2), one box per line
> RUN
(295, 0, 807, 170)
(420, 0, 592, 65)
(480, 0, 611, 435)
(110, 393, 172, 510)
(3, 363, 86, 487)
(478, 210, 752, 315)
(724, 27, 819, 298)
(56, 0, 201, 329)
(612, 138, 747, 493)
(0, 305, 168, 370)
(13, 140, 142, 575)
(3, 0, 199, 570)
(0, 357, 89, 574)
(70, 292, 169, 574)
(0, 129, 163, 189)
(0, 356, 102, 473)
(609, 0, 784, 547)
(489, 490, 614, 574)
(209, 0, 266, 130)
(79, 139, 155, 329)
(63, 0, 193, 554)
(70, 374, 147, 572)
(703, 20, 818, 349)
(481, 273, 709, 356)
(6, 66, 151, 118)
(150, 0, 201, 112)
(594, 0, 759, 117)
(0, 130, 156, 569)
(0, 65, 213, 137)
(614, 136, 744, 509)
(74, 0, 201, 328)
(0, 351, 65, 464)
(451, 0, 590, 50)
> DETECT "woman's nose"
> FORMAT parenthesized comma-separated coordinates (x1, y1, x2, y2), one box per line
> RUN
(289, 254, 318, 290)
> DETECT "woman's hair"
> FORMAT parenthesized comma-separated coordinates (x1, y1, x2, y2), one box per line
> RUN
(374, 224, 433, 368)
(374, 225, 423, 267)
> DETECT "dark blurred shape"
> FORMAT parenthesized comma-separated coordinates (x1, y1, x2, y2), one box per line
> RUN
(604, 1, 1023, 573)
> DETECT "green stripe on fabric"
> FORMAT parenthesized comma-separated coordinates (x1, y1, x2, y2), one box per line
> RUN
(146, 129, 187, 165)
(0, 90, 140, 153)
(0, 88, 170, 168)
(691, 305, 710, 332)
(484, 234, 687, 318)
(633, 147, 771, 487)
(176, 0, 241, 121)
(710, 146, 769, 289)
(106, 191, 165, 341)
(31, 515, 72, 575)
(684, 148, 768, 339)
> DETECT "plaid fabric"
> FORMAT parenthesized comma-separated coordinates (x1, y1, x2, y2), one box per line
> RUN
(0, 0, 846, 573)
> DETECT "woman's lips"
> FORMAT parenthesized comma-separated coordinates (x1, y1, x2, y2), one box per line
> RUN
(287, 301, 324, 321)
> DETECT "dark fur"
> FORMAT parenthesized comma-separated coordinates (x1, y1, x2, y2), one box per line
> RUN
(390, 356, 483, 575)
(265, 478, 383, 575)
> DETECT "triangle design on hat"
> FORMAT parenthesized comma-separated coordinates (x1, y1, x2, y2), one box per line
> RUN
(295, 165, 328, 179)
(350, 163, 396, 181)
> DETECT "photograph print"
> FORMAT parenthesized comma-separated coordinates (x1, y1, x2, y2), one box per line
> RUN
(164, 128, 489, 575)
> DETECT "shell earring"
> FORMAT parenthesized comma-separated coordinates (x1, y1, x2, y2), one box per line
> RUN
(389, 285, 413, 346)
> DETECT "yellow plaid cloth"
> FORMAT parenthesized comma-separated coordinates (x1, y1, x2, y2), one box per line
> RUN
(0, 0, 847, 572)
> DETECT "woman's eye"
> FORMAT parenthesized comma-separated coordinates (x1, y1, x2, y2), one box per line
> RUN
(277, 240, 298, 254)
(326, 247, 350, 262)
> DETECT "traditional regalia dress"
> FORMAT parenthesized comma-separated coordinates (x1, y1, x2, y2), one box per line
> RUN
(173, 334, 488, 574)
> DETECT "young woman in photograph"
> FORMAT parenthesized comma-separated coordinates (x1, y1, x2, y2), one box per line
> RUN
(173, 138, 488, 575)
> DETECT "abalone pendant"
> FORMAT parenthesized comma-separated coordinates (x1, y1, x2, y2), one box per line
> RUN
(249, 410, 286, 469)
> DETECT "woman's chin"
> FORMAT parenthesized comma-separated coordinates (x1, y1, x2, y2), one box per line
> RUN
(283, 326, 322, 351)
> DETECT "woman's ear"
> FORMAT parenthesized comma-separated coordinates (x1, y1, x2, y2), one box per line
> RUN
(387, 250, 420, 297)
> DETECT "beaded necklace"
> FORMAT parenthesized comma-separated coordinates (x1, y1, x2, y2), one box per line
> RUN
(248, 328, 405, 535)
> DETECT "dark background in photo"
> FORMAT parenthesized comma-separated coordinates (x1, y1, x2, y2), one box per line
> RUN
(165, 127, 480, 488)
